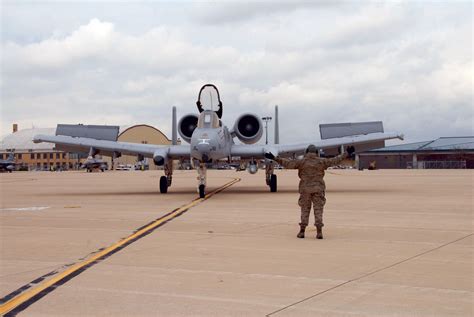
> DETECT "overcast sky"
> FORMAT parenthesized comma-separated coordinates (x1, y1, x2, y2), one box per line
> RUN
(1, 1, 472, 144)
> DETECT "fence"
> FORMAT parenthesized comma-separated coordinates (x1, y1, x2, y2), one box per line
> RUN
(410, 160, 467, 169)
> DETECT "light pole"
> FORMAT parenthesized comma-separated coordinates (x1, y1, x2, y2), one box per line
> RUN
(261, 116, 272, 145)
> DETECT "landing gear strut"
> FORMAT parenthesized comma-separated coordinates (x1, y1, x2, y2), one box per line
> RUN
(266, 161, 277, 192)
(159, 161, 173, 194)
(197, 163, 207, 198)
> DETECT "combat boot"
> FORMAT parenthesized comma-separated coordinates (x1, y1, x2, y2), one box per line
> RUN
(316, 226, 323, 239)
(297, 225, 305, 238)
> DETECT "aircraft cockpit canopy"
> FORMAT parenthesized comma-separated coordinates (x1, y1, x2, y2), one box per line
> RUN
(196, 84, 223, 118)
(197, 111, 221, 129)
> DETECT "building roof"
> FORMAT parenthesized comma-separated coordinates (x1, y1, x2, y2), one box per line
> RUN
(366, 137, 474, 153)
(0, 125, 170, 151)
(0, 128, 56, 151)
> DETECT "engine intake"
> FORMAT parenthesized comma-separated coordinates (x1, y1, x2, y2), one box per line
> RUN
(233, 113, 263, 144)
(178, 114, 199, 143)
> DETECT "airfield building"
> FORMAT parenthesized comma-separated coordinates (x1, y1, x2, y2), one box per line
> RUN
(357, 137, 474, 169)
(0, 124, 172, 171)
(114, 124, 173, 170)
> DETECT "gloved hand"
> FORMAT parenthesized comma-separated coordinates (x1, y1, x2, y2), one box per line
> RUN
(265, 152, 276, 160)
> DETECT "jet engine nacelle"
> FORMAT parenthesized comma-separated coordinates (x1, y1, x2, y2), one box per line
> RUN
(153, 148, 168, 166)
(178, 114, 199, 144)
(233, 113, 263, 144)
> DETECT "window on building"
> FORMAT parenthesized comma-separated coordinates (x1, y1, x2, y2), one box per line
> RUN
(0, 154, 3, 160)
(50, 153, 53, 159)
(56, 153, 60, 159)
(62, 153, 66, 159)
(43, 153, 48, 159)
(31, 153, 35, 159)
(17, 153, 22, 159)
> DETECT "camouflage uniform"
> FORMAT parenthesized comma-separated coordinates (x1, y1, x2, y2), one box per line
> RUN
(276, 152, 346, 228)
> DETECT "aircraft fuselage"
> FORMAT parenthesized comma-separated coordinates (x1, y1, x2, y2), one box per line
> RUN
(190, 110, 232, 163)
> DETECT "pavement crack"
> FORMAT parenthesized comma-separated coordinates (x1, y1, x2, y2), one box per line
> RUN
(266, 232, 473, 316)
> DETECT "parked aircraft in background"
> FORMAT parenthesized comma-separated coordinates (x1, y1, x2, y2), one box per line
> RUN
(81, 156, 108, 172)
(34, 84, 403, 198)
(0, 152, 16, 173)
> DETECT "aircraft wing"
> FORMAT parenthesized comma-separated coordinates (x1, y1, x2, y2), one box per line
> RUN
(33, 134, 190, 159)
(231, 132, 404, 158)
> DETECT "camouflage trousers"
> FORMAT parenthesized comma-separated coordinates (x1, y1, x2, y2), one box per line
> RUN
(298, 192, 326, 228)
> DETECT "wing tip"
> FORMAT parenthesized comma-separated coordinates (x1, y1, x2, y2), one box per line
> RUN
(32, 134, 42, 143)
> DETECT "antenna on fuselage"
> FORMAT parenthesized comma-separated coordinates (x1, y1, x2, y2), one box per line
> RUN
(274, 105, 280, 144)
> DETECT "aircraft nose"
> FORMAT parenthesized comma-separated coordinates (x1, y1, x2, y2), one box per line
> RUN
(196, 143, 211, 162)
(197, 143, 211, 153)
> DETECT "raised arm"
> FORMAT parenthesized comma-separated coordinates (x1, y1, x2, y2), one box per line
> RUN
(322, 152, 347, 169)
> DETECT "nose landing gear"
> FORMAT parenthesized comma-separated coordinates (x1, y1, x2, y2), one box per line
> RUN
(197, 163, 207, 198)
(199, 184, 206, 198)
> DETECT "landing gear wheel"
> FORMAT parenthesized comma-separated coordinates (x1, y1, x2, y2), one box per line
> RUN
(160, 176, 168, 193)
(270, 174, 277, 192)
(199, 184, 206, 198)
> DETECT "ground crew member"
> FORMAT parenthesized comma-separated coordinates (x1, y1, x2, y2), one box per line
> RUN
(267, 145, 347, 239)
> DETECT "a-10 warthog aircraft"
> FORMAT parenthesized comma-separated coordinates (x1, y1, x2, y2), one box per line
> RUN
(34, 84, 403, 198)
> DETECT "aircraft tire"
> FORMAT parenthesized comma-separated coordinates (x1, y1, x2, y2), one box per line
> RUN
(270, 174, 277, 192)
(199, 184, 205, 198)
(160, 176, 168, 193)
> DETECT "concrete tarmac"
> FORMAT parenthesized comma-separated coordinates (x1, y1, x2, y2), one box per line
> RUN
(0, 169, 472, 316)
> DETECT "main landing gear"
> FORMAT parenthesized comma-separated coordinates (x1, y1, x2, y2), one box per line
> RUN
(159, 161, 173, 194)
(266, 160, 277, 192)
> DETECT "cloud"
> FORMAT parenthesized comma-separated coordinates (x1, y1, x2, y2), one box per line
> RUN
(1, 2, 472, 144)
(4, 19, 115, 70)
(191, 1, 342, 25)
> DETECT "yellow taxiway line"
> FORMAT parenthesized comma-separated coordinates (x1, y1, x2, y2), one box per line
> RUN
(0, 177, 240, 316)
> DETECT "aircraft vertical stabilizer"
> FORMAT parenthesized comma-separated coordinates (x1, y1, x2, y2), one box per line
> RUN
(172, 106, 177, 145)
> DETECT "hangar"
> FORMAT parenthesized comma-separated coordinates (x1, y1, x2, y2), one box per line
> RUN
(0, 124, 172, 171)
(357, 136, 474, 169)
(114, 124, 173, 170)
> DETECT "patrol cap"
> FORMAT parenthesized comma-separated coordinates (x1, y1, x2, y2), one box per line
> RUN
(305, 144, 318, 154)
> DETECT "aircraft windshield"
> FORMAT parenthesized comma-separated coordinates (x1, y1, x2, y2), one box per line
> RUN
(198, 111, 220, 128)
(198, 86, 220, 111)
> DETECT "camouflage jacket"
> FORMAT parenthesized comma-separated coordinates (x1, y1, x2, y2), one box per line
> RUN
(276, 152, 346, 193)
